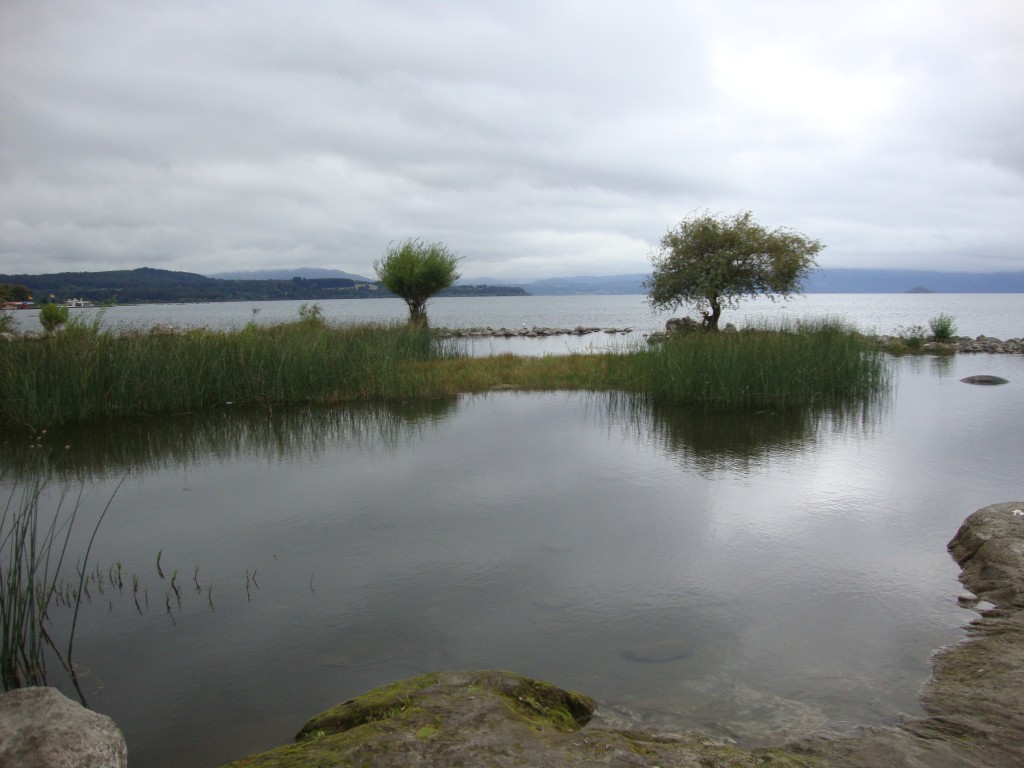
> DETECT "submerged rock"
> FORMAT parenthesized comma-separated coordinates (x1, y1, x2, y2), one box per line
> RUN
(621, 639, 693, 663)
(960, 374, 1010, 385)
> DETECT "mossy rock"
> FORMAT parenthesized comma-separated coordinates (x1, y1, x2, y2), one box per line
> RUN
(221, 670, 817, 767)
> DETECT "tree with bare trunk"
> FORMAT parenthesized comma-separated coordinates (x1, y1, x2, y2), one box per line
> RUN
(646, 211, 822, 331)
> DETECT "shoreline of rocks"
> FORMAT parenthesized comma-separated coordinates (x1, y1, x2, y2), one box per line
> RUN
(435, 323, 1024, 354)
(899, 335, 1022, 354)
(435, 325, 635, 338)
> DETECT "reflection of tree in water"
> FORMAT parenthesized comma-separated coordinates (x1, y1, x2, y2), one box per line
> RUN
(602, 393, 889, 476)
(901, 354, 956, 380)
(0, 398, 460, 481)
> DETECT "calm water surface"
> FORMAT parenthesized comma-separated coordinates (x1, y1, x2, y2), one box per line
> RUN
(4, 354, 1022, 766)
(9, 293, 1024, 346)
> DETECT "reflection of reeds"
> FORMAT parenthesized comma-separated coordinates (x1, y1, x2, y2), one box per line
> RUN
(1, 399, 460, 482)
(600, 386, 889, 477)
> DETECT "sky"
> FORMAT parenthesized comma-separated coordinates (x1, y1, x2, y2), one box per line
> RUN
(2, 0, 1023, 281)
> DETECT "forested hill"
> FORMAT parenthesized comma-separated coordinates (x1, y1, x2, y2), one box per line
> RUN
(0, 267, 527, 304)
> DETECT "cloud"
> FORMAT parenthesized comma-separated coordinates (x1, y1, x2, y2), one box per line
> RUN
(1, 0, 1022, 279)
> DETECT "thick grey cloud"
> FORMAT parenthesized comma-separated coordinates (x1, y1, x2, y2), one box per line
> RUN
(1, 0, 1022, 279)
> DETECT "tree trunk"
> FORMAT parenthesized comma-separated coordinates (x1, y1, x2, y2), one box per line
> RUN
(407, 300, 429, 327)
(702, 297, 721, 331)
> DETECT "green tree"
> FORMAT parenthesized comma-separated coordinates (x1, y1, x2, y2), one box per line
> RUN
(374, 239, 461, 326)
(646, 211, 823, 331)
(38, 302, 69, 334)
(0, 284, 32, 302)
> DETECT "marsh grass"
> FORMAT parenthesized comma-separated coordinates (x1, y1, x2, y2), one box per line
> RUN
(0, 316, 888, 430)
(0, 320, 459, 430)
(416, 319, 888, 411)
(623, 318, 890, 410)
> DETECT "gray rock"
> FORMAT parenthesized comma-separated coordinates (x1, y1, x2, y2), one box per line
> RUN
(0, 687, 127, 768)
(960, 375, 1010, 385)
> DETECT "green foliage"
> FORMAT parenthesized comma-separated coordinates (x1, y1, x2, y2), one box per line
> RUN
(374, 239, 461, 326)
(898, 324, 927, 350)
(0, 311, 14, 335)
(0, 284, 31, 302)
(38, 302, 69, 334)
(296, 302, 325, 326)
(929, 313, 957, 341)
(646, 211, 823, 330)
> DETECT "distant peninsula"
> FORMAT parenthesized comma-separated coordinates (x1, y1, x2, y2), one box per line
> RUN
(2, 267, 1022, 305)
(0, 267, 528, 305)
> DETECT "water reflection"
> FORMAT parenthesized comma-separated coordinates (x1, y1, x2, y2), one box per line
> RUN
(0, 399, 459, 480)
(601, 394, 889, 476)
(3, 367, 1012, 767)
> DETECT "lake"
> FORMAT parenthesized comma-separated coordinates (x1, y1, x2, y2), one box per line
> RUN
(4, 348, 1022, 767)
(8, 293, 1024, 348)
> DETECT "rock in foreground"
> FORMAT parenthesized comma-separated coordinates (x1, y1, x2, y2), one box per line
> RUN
(222, 670, 808, 767)
(0, 686, 127, 768)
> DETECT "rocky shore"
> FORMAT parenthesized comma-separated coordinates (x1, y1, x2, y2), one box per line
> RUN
(876, 334, 1024, 354)
(433, 323, 1024, 354)
(435, 324, 635, 338)
(215, 501, 1024, 768)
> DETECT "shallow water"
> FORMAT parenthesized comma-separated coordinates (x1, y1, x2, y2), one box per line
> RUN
(3, 354, 1022, 766)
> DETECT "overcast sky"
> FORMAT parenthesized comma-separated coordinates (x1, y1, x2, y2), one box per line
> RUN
(2, 0, 1022, 280)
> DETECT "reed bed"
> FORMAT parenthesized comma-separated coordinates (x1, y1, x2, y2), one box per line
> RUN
(0, 319, 460, 430)
(411, 319, 888, 411)
(619, 318, 890, 410)
(0, 316, 888, 430)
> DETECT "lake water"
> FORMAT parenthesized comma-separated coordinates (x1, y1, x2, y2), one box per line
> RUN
(8, 293, 1024, 350)
(4, 351, 1022, 767)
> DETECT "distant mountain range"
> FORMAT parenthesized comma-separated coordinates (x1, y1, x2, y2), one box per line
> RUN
(463, 269, 1024, 294)
(0, 267, 524, 304)
(209, 267, 373, 282)
(2, 267, 1021, 305)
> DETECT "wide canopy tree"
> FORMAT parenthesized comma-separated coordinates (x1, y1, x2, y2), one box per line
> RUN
(645, 210, 823, 331)
(374, 239, 461, 326)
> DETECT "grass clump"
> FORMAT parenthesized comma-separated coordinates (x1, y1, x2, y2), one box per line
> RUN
(929, 313, 958, 341)
(621, 319, 889, 410)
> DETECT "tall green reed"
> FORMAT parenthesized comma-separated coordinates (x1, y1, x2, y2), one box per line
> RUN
(0, 446, 123, 699)
(615, 318, 890, 410)
(0, 319, 461, 430)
